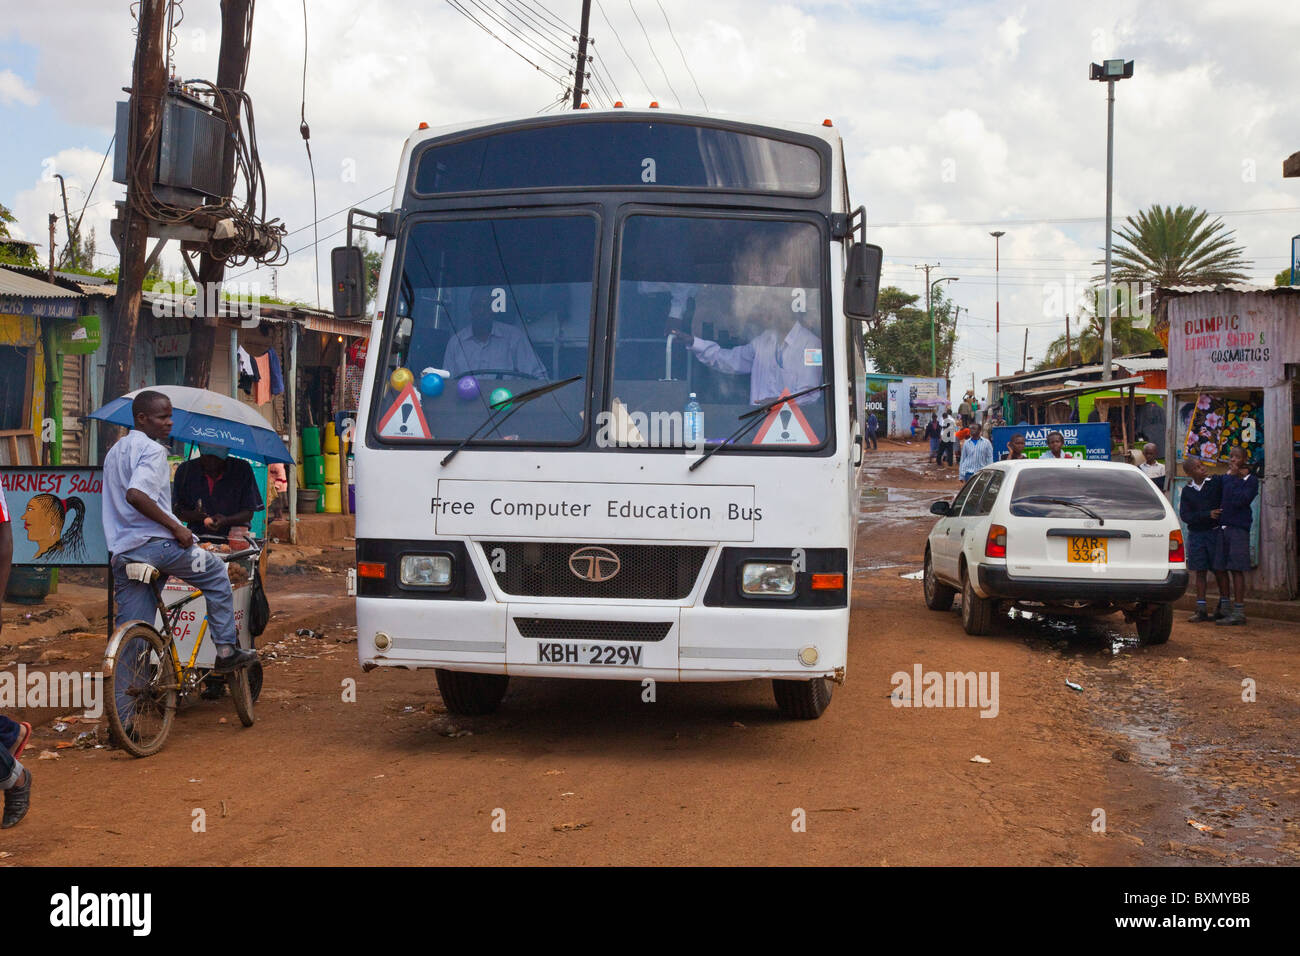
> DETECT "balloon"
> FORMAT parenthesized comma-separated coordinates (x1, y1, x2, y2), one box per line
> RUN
(457, 376, 480, 401)
(419, 371, 445, 397)
(489, 387, 513, 410)
(389, 367, 413, 391)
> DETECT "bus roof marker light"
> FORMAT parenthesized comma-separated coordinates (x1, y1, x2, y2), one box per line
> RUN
(579, 102, 590, 109)
(822, 118, 833, 127)
(614, 101, 624, 108)
(649, 101, 659, 108)
(418, 122, 429, 130)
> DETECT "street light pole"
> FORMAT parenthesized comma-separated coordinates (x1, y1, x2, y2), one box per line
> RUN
(930, 276, 959, 379)
(1091, 58, 1134, 383)
(989, 230, 1005, 377)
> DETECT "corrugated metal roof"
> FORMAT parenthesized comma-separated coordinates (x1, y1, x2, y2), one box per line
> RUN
(1114, 356, 1167, 372)
(0, 265, 83, 299)
(1018, 375, 1148, 401)
(1160, 284, 1300, 294)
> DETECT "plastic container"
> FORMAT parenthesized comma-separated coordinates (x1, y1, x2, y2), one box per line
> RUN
(684, 392, 703, 446)
(313, 482, 326, 513)
(301, 427, 322, 457)
(323, 452, 341, 484)
(304, 455, 325, 486)
(5, 565, 51, 604)
(323, 482, 342, 514)
(322, 421, 340, 454)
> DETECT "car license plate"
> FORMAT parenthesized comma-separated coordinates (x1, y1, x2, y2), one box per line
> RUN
(536, 643, 644, 666)
(1067, 536, 1107, 564)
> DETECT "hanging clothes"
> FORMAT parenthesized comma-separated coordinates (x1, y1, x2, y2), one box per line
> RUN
(253, 353, 272, 405)
(266, 347, 285, 396)
(237, 347, 254, 376)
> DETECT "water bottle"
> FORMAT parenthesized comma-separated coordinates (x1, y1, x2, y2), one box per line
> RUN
(684, 392, 703, 446)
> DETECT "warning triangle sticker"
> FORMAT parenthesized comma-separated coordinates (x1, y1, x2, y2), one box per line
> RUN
(753, 390, 816, 445)
(376, 383, 431, 439)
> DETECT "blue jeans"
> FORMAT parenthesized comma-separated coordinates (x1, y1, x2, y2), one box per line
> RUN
(1, 716, 20, 788)
(112, 537, 237, 646)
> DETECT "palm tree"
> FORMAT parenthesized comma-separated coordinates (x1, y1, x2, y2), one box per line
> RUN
(1036, 312, 1161, 370)
(1102, 204, 1251, 286)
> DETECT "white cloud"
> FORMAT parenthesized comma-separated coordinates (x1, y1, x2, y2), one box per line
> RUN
(0, 69, 38, 106)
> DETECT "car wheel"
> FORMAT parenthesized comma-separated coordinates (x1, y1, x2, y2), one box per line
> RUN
(923, 548, 955, 611)
(435, 669, 510, 715)
(961, 568, 995, 636)
(1136, 603, 1174, 645)
(772, 678, 833, 719)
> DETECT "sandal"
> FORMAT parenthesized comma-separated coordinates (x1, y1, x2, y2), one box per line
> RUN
(8, 721, 32, 759)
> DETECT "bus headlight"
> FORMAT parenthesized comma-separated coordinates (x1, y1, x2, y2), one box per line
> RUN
(741, 562, 796, 596)
(400, 555, 452, 588)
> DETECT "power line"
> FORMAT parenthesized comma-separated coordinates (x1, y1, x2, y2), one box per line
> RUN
(873, 205, 1300, 229)
(443, 0, 569, 85)
(597, 0, 652, 97)
(627, 0, 680, 105)
(531, 0, 578, 33)
(494, 0, 574, 57)
(590, 50, 624, 101)
(464, 0, 572, 71)
(654, 0, 705, 110)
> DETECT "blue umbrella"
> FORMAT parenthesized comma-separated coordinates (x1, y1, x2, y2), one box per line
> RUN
(88, 385, 294, 464)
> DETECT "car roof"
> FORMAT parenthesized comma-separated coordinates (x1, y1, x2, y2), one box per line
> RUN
(989, 459, 1142, 472)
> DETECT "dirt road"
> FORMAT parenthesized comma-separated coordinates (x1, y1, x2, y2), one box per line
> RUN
(3, 442, 1296, 865)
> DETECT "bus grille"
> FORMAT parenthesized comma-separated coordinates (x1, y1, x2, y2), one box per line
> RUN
(481, 542, 707, 600)
(514, 618, 673, 643)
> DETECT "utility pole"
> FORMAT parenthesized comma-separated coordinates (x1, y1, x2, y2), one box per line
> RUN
(570, 0, 593, 109)
(103, 0, 168, 453)
(1065, 314, 1073, 366)
(989, 230, 1004, 376)
(53, 174, 74, 267)
(1022, 328, 1029, 372)
(185, 0, 254, 389)
(943, 305, 961, 381)
(47, 214, 57, 282)
(915, 262, 939, 375)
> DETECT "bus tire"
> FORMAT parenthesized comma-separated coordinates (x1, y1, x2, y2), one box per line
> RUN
(923, 548, 955, 611)
(435, 669, 510, 715)
(772, 678, 832, 720)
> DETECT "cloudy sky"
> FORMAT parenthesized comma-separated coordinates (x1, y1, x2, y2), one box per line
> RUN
(2, 0, 1297, 392)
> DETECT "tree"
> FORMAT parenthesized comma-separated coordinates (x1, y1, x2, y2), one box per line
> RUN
(1103, 204, 1251, 286)
(61, 225, 97, 272)
(863, 285, 957, 377)
(0, 202, 38, 267)
(361, 238, 383, 312)
(1276, 267, 1294, 287)
(1036, 309, 1161, 370)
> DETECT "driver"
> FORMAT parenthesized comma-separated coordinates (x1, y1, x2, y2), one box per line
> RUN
(442, 286, 547, 380)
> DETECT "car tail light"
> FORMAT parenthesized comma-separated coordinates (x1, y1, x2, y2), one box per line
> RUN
(1169, 529, 1185, 563)
(985, 524, 1007, 559)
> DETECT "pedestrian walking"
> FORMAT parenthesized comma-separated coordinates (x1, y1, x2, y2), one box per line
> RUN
(866, 411, 879, 450)
(910, 414, 919, 439)
(1215, 446, 1258, 627)
(924, 413, 940, 461)
(937, 409, 956, 467)
(959, 422, 994, 480)
(0, 480, 33, 829)
(1180, 458, 1229, 622)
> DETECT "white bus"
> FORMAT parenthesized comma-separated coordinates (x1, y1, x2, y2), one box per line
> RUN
(333, 108, 881, 719)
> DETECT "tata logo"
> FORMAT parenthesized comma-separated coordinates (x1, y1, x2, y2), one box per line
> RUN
(569, 546, 620, 582)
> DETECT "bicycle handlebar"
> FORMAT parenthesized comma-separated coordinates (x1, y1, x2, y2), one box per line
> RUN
(195, 533, 263, 563)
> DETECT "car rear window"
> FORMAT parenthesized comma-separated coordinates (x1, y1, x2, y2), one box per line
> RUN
(1009, 468, 1167, 520)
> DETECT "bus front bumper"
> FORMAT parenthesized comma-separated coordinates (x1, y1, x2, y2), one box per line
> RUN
(355, 597, 847, 682)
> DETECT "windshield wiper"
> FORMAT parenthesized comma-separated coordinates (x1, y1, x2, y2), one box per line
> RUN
(440, 375, 582, 467)
(689, 382, 829, 473)
(1016, 495, 1105, 526)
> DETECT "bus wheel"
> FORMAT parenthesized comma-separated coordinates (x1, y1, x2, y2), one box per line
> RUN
(435, 669, 510, 715)
(772, 678, 832, 720)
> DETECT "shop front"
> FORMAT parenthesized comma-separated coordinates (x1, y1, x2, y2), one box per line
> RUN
(1161, 286, 1299, 599)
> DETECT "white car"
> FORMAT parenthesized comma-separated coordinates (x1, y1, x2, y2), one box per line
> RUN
(922, 459, 1189, 644)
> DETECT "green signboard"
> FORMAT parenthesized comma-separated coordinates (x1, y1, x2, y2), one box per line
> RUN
(56, 315, 101, 355)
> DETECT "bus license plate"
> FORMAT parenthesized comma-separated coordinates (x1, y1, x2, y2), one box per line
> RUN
(1067, 536, 1107, 564)
(537, 643, 644, 666)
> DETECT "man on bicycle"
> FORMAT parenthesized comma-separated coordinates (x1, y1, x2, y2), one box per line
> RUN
(103, 391, 256, 673)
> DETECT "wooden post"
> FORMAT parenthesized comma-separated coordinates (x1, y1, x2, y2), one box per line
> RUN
(102, 0, 168, 455)
(185, 0, 254, 388)
(1261, 375, 1298, 597)
(288, 320, 299, 544)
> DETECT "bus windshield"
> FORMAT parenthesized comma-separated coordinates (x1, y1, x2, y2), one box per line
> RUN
(608, 215, 828, 449)
(376, 213, 596, 445)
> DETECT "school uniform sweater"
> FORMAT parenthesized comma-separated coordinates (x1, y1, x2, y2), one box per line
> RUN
(1178, 476, 1221, 532)
(1219, 471, 1258, 530)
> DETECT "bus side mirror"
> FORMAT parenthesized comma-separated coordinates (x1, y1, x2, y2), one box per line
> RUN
(843, 242, 883, 320)
(331, 246, 365, 318)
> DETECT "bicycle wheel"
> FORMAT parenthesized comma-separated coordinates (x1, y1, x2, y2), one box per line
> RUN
(228, 663, 255, 728)
(104, 623, 177, 758)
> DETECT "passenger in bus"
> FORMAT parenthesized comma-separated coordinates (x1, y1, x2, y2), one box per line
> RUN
(442, 287, 547, 380)
(671, 310, 821, 405)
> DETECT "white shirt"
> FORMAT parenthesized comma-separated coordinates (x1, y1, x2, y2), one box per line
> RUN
(689, 321, 822, 405)
(1139, 461, 1166, 480)
(102, 429, 179, 554)
(442, 323, 547, 379)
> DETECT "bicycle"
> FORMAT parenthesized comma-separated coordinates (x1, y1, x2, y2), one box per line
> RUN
(103, 535, 264, 758)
